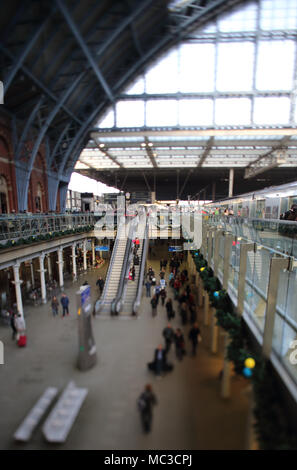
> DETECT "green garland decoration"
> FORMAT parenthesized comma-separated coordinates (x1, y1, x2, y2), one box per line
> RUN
(0, 224, 95, 250)
(191, 250, 297, 450)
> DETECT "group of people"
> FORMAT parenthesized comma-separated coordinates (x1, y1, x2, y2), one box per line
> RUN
(129, 237, 140, 281)
(139, 252, 202, 433)
(51, 293, 70, 317)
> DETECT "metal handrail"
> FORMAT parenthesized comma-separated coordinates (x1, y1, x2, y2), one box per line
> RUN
(132, 217, 149, 316)
(111, 220, 136, 315)
(94, 216, 125, 315)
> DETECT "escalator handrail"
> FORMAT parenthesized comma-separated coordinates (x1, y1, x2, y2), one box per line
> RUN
(94, 217, 125, 314)
(132, 217, 149, 316)
(111, 219, 136, 315)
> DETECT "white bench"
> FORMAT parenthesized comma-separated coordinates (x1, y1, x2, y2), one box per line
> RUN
(14, 387, 58, 442)
(42, 382, 88, 443)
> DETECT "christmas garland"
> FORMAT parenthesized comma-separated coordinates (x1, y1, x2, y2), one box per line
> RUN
(0, 225, 95, 250)
(191, 250, 297, 450)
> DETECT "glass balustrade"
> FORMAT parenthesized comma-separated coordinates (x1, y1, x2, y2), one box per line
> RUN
(186, 213, 297, 386)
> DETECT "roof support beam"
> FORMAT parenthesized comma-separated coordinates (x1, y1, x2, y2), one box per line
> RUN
(3, 9, 55, 95)
(197, 136, 214, 167)
(244, 136, 291, 179)
(55, 0, 114, 103)
(0, 43, 82, 124)
(144, 137, 158, 168)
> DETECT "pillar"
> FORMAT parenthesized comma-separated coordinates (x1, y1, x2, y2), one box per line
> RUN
(47, 254, 52, 281)
(228, 168, 234, 198)
(91, 238, 96, 266)
(71, 243, 77, 281)
(262, 257, 288, 358)
(221, 333, 231, 398)
(211, 307, 218, 354)
(83, 239, 87, 271)
(38, 254, 47, 304)
(57, 247, 64, 291)
(12, 262, 24, 318)
(30, 260, 35, 289)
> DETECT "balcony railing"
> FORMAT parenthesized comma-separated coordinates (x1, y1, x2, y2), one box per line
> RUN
(0, 213, 96, 248)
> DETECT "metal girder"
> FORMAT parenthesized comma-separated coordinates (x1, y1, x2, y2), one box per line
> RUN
(178, 168, 194, 198)
(15, 95, 45, 160)
(197, 136, 214, 167)
(4, 9, 55, 94)
(0, 44, 82, 125)
(142, 172, 152, 192)
(244, 150, 288, 179)
(28, 72, 85, 171)
(56, 0, 114, 103)
(244, 136, 291, 179)
(144, 137, 158, 168)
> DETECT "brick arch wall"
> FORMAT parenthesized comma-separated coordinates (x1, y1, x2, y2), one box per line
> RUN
(28, 149, 49, 213)
(0, 131, 18, 212)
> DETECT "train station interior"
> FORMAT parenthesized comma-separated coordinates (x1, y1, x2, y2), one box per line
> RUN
(1, 0, 297, 451)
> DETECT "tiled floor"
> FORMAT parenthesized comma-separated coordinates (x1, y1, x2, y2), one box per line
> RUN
(0, 243, 250, 450)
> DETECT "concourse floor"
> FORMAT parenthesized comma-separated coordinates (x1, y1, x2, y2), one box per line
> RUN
(0, 243, 250, 450)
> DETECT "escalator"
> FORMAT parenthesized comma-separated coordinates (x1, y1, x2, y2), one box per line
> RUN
(95, 218, 131, 315)
(112, 211, 149, 316)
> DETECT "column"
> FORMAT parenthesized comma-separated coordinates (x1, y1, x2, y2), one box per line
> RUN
(12, 262, 24, 318)
(38, 254, 47, 304)
(91, 238, 96, 266)
(71, 243, 77, 281)
(221, 333, 231, 398)
(262, 257, 288, 358)
(237, 243, 254, 315)
(47, 254, 52, 281)
(83, 239, 87, 271)
(30, 260, 35, 289)
(228, 168, 234, 197)
(57, 247, 64, 291)
(211, 307, 218, 354)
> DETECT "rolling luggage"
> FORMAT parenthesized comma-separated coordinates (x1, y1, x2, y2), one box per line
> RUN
(18, 334, 27, 347)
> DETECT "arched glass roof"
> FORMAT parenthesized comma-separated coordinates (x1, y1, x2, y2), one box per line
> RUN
(77, 0, 297, 175)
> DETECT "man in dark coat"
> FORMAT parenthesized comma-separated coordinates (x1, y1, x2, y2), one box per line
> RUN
(188, 322, 201, 356)
(137, 384, 157, 433)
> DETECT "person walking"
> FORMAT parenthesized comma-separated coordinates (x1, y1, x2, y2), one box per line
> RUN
(162, 324, 175, 353)
(51, 295, 59, 317)
(174, 328, 186, 360)
(188, 323, 201, 356)
(15, 313, 26, 346)
(154, 284, 161, 304)
(165, 298, 175, 321)
(150, 295, 158, 317)
(137, 384, 157, 433)
(96, 277, 105, 295)
(160, 288, 167, 306)
(180, 301, 188, 325)
(145, 279, 152, 297)
(61, 293, 70, 316)
(10, 311, 17, 340)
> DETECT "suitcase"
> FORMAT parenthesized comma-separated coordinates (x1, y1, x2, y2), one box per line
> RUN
(18, 334, 27, 347)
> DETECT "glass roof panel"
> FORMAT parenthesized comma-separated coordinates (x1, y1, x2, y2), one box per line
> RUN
(179, 43, 215, 93)
(179, 99, 213, 126)
(253, 97, 290, 124)
(218, 2, 258, 32)
(216, 42, 254, 92)
(256, 40, 295, 91)
(146, 100, 178, 126)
